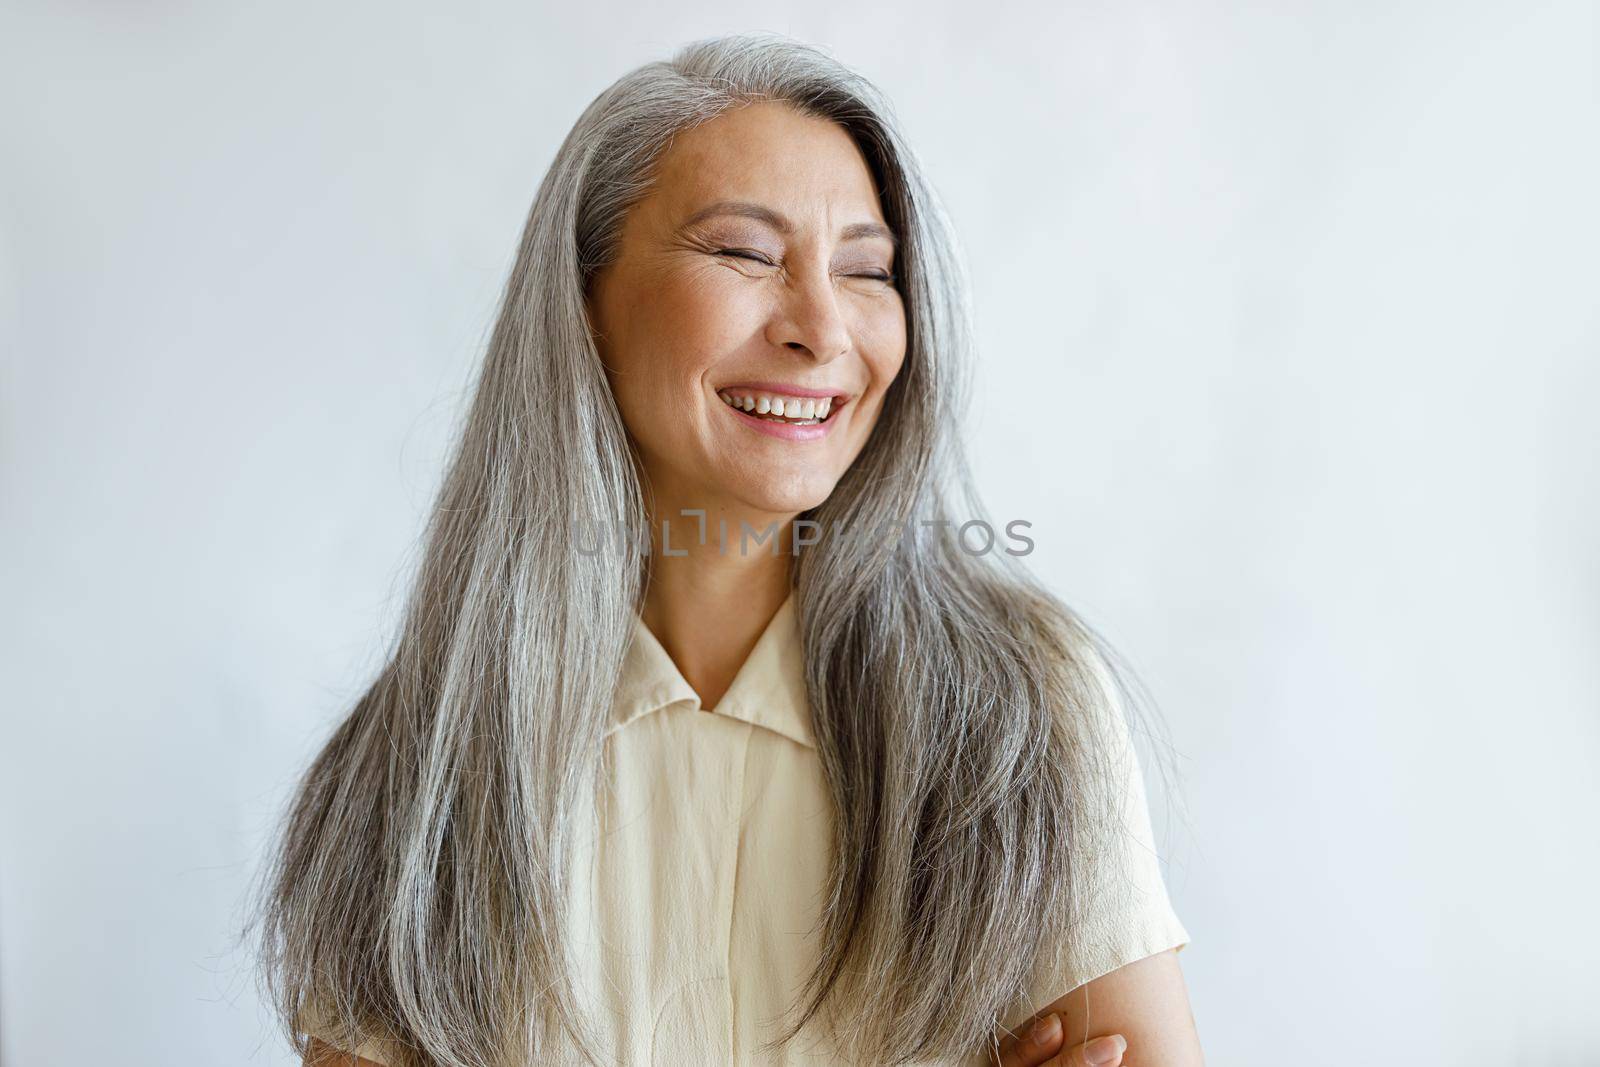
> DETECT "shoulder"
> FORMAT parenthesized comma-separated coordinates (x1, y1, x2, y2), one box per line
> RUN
(1026, 598, 1140, 759)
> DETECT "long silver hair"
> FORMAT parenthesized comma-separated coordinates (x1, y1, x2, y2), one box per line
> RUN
(246, 30, 1175, 1067)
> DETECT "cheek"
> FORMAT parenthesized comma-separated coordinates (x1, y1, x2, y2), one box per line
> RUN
(603, 266, 769, 462)
(623, 267, 761, 394)
(860, 301, 909, 392)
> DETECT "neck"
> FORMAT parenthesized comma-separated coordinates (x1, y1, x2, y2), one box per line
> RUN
(638, 497, 798, 712)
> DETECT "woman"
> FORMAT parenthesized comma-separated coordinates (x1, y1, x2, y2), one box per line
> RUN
(252, 32, 1203, 1067)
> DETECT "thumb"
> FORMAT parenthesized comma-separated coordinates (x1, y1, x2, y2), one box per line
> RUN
(1053, 1032, 1129, 1067)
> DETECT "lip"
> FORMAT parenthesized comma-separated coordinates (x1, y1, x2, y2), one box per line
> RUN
(716, 388, 848, 442)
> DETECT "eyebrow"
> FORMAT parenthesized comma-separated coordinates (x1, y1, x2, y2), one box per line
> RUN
(679, 199, 899, 251)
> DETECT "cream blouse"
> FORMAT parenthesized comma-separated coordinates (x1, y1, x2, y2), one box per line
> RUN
(298, 592, 1189, 1065)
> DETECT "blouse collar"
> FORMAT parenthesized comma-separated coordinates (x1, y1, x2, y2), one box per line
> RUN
(607, 590, 815, 750)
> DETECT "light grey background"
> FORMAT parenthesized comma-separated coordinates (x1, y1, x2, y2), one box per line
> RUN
(2, 3, 1595, 1065)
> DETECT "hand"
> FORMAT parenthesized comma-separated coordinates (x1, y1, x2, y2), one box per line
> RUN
(991, 1011, 1129, 1067)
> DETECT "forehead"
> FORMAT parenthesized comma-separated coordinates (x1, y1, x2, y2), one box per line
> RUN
(645, 101, 888, 228)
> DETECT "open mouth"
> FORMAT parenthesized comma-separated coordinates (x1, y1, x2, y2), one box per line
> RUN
(716, 389, 846, 427)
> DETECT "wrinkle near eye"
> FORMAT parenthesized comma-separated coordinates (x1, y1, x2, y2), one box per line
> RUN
(683, 223, 779, 256)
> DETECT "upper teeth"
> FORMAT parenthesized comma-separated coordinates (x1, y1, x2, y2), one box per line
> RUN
(718, 391, 834, 422)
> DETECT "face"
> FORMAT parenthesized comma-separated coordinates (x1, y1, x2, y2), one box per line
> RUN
(585, 100, 907, 520)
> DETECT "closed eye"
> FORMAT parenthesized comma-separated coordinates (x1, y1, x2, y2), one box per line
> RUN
(717, 249, 895, 285)
(717, 248, 775, 266)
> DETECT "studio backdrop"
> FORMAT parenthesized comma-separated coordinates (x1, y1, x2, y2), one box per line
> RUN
(1, 3, 1596, 1065)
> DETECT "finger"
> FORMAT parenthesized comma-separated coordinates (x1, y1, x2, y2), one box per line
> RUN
(1052, 1032, 1129, 1067)
(992, 1011, 1065, 1067)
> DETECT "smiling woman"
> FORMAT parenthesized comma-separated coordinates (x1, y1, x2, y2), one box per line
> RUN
(247, 32, 1202, 1067)
(586, 102, 905, 524)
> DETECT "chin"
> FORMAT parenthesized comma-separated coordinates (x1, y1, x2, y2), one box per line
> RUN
(734, 473, 839, 517)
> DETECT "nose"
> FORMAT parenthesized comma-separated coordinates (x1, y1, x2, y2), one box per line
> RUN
(764, 262, 852, 364)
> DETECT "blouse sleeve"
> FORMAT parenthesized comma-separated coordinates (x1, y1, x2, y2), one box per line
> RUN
(1036, 646, 1191, 999)
(294, 998, 398, 1066)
